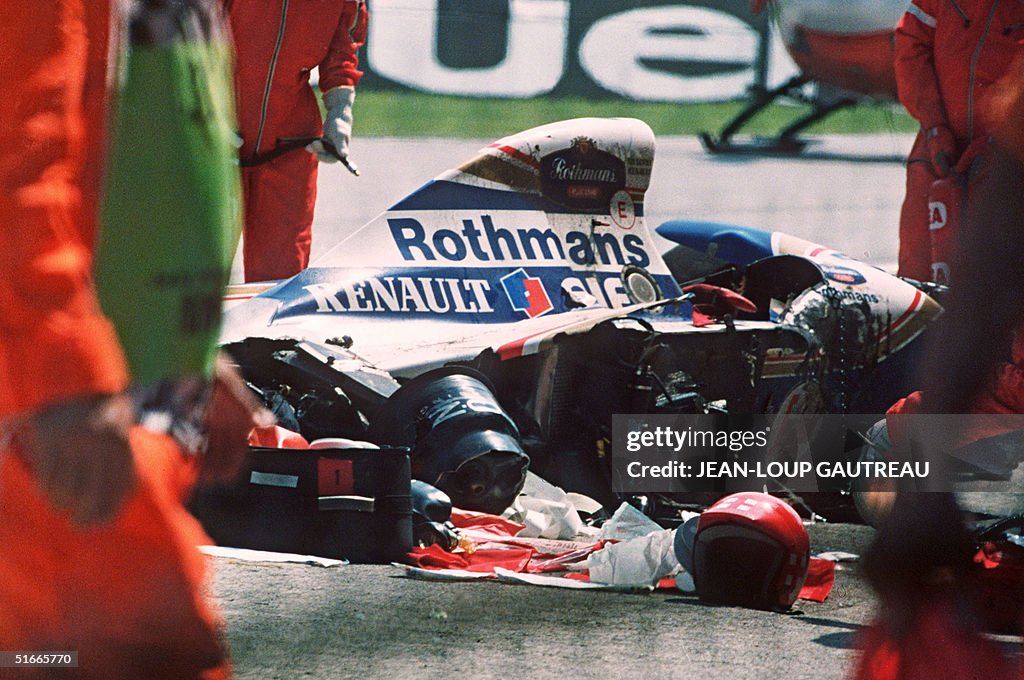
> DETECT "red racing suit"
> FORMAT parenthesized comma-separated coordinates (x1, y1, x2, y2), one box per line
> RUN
(887, 326, 1024, 443)
(226, 0, 368, 282)
(894, 0, 1024, 280)
(853, 51, 1024, 680)
(0, 4, 228, 677)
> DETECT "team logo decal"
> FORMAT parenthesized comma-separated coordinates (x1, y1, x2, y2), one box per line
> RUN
(610, 190, 635, 229)
(501, 268, 554, 318)
(821, 264, 866, 286)
(539, 136, 626, 210)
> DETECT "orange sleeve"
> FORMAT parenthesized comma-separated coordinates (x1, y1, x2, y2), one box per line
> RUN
(317, 0, 368, 91)
(894, 0, 948, 132)
(0, 0, 128, 419)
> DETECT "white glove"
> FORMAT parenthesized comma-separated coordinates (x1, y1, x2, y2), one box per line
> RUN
(308, 86, 355, 163)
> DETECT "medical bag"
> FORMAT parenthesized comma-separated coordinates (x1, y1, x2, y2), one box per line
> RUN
(189, 446, 413, 563)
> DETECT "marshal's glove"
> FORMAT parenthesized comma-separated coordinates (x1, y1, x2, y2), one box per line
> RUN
(308, 86, 355, 163)
(954, 135, 993, 183)
(926, 125, 957, 177)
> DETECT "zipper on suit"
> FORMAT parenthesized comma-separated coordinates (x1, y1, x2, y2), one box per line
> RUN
(948, 0, 972, 26)
(350, 0, 365, 33)
(252, 0, 289, 158)
(967, 0, 1000, 139)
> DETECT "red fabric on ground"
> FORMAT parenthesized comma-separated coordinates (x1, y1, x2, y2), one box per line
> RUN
(798, 558, 836, 602)
(450, 508, 526, 537)
(525, 541, 610, 574)
(407, 544, 534, 573)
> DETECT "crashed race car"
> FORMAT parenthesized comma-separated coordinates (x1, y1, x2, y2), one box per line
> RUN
(217, 117, 942, 520)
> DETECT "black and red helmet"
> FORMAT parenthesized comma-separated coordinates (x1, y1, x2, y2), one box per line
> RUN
(691, 492, 810, 610)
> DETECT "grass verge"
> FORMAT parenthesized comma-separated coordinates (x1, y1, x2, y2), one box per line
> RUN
(352, 91, 919, 138)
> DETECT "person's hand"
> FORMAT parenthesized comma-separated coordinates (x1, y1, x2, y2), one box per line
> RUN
(15, 393, 137, 526)
(926, 125, 957, 177)
(199, 354, 274, 485)
(954, 135, 993, 181)
(307, 86, 355, 163)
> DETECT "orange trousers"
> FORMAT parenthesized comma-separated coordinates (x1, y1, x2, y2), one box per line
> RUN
(0, 429, 229, 680)
(896, 132, 938, 282)
(240, 148, 318, 283)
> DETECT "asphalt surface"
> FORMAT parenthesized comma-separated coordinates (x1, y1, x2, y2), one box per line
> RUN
(215, 132, 922, 680)
(212, 523, 879, 680)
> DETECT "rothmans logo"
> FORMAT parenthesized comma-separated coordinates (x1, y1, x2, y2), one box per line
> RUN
(548, 157, 617, 183)
(540, 136, 626, 209)
(547, 137, 618, 184)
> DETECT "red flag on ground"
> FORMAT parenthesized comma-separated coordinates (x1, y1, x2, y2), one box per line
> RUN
(798, 558, 836, 603)
(407, 544, 534, 573)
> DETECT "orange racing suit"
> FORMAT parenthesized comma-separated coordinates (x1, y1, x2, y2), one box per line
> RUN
(853, 49, 1024, 680)
(0, 3, 228, 677)
(894, 0, 1024, 280)
(226, 0, 368, 282)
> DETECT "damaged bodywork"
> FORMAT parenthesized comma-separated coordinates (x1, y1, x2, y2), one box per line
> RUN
(219, 118, 942, 517)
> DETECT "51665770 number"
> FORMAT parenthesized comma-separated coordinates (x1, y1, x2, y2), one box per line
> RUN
(0, 652, 77, 668)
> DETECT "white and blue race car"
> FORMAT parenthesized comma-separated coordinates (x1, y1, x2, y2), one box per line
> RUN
(219, 117, 941, 515)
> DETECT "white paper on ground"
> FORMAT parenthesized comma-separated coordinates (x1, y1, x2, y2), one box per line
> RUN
(399, 564, 496, 581)
(492, 567, 655, 592)
(504, 472, 601, 541)
(598, 502, 663, 541)
(814, 551, 860, 562)
(586, 528, 681, 587)
(200, 545, 347, 567)
(461, 532, 597, 554)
